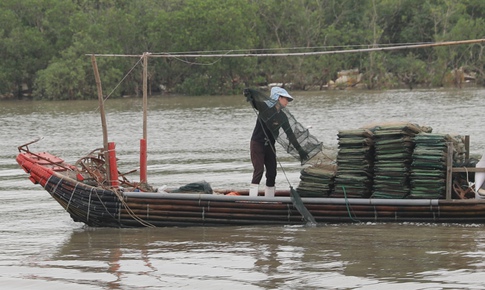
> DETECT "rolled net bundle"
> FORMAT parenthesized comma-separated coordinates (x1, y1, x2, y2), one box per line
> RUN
(244, 88, 322, 165)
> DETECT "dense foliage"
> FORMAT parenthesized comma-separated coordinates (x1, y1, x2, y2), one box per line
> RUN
(1, 0, 484, 100)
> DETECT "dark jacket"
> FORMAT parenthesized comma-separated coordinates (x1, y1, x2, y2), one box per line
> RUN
(250, 99, 302, 153)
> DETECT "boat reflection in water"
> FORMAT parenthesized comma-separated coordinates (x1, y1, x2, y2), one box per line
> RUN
(50, 224, 485, 289)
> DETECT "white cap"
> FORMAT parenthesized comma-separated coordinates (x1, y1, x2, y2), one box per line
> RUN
(271, 87, 293, 102)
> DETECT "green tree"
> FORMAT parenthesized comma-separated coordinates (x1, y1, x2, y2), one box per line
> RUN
(156, 0, 259, 95)
(0, 0, 79, 98)
(2, 0, 485, 100)
(0, 7, 21, 97)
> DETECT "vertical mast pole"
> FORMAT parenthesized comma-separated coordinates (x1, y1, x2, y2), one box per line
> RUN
(140, 52, 148, 184)
(91, 55, 111, 184)
(143, 52, 148, 140)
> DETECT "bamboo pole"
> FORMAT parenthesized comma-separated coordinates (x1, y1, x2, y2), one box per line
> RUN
(91, 55, 110, 184)
(117, 216, 292, 226)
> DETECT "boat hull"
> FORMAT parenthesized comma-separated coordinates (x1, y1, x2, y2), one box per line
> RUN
(16, 151, 485, 227)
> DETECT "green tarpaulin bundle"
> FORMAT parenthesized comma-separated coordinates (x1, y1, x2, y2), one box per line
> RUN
(172, 181, 213, 194)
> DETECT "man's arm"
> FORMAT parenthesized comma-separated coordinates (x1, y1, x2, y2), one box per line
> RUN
(280, 114, 309, 161)
(244, 88, 275, 113)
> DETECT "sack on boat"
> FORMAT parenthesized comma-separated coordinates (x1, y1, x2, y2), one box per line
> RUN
(172, 181, 213, 194)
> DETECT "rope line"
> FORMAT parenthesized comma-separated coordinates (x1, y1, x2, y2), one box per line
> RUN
(87, 190, 91, 222)
(95, 54, 144, 113)
(89, 39, 485, 59)
(91, 187, 117, 220)
(342, 186, 361, 223)
(149, 41, 434, 55)
(106, 55, 144, 100)
(112, 188, 156, 228)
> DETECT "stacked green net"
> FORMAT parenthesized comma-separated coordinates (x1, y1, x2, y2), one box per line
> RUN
(297, 164, 336, 197)
(409, 133, 449, 198)
(295, 121, 468, 200)
(333, 129, 375, 198)
(371, 123, 430, 198)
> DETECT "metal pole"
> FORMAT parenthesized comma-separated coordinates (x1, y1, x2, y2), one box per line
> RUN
(143, 52, 148, 140)
(140, 52, 149, 184)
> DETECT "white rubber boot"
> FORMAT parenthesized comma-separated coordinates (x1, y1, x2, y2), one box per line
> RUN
(249, 184, 259, 197)
(265, 186, 275, 198)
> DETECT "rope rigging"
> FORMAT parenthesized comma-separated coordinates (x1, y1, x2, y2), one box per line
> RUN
(89, 39, 485, 59)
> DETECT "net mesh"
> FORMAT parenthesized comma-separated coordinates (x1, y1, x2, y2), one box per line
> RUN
(244, 88, 322, 165)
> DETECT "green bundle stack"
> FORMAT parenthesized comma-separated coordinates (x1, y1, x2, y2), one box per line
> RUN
(297, 164, 336, 197)
(371, 123, 428, 198)
(409, 133, 449, 198)
(332, 129, 375, 198)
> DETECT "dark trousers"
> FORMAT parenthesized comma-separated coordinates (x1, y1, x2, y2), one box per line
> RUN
(250, 140, 277, 187)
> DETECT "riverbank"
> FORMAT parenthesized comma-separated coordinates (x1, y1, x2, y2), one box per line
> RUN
(1, 73, 482, 101)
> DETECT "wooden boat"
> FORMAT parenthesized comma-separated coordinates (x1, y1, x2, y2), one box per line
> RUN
(15, 49, 485, 227)
(16, 134, 485, 227)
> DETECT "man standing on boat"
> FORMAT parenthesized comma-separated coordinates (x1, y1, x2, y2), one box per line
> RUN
(245, 86, 310, 197)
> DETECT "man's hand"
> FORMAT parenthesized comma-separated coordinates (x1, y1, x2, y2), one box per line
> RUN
(299, 149, 309, 161)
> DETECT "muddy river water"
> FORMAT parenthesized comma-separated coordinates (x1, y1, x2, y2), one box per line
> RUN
(1, 88, 485, 289)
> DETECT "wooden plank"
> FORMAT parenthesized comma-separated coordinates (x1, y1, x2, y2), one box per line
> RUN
(452, 167, 485, 173)
(446, 142, 453, 200)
